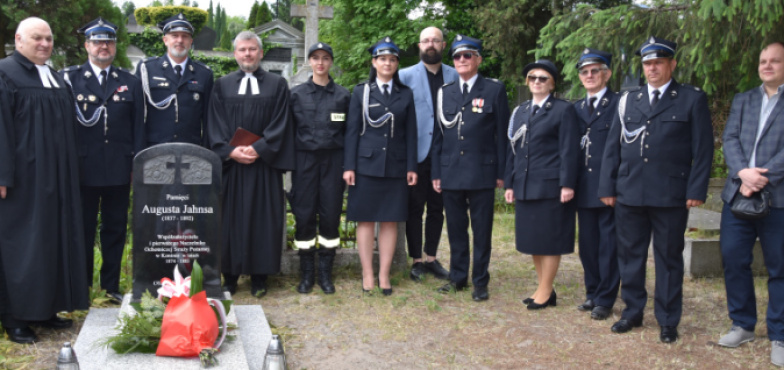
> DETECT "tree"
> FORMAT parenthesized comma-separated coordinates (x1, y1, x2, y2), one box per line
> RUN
(206, 0, 213, 28)
(181, 0, 191, 6)
(121, 1, 136, 18)
(256, 1, 273, 27)
(273, 0, 303, 30)
(248, 1, 259, 28)
(0, 0, 131, 68)
(214, 4, 225, 47)
(321, 0, 426, 87)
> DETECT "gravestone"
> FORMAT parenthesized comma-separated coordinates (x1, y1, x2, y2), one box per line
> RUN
(289, 0, 334, 87)
(132, 143, 222, 300)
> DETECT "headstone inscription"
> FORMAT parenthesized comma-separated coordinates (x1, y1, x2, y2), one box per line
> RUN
(132, 143, 222, 300)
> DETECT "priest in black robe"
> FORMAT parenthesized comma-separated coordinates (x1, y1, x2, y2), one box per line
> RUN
(0, 17, 89, 344)
(207, 31, 295, 297)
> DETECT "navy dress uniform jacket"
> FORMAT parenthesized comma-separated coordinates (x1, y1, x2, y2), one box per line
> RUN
(598, 81, 714, 205)
(575, 91, 619, 208)
(61, 64, 145, 186)
(721, 87, 784, 206)
(504, 97, 580, 200)
(135, 56, 213, 146)
(291, 77, 351, 151)
(344, 81, 418, 178)
(432, 76, 509, 189)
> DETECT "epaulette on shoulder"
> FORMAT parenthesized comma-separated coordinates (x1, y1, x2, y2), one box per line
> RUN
(191, 59, 211, 70)
(142, 56, 158, 63)
(356, 80, 370, 87)
(680, 83, 701, 92)
(61, 65, 81, 73)
(625, 86, 642, 92)
(486, 78, 502, 84)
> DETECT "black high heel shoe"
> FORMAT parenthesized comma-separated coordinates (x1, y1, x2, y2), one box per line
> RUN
(526, 290, 557, 310)
(522, 297, 534, 305)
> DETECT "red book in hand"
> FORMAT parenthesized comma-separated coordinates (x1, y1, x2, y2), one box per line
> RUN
(229, 127, 261, 146)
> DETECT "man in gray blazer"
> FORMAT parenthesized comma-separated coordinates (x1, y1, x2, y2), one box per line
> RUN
(717, 41, 784, 367)
(399, 27, 459, 282)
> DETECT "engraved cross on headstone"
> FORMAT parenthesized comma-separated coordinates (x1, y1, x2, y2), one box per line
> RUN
(291, 0, 333, 60)
(166, 156, 191, 182)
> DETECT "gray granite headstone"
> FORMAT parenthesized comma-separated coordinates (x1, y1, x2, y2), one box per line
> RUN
(132, 143, 222, 300)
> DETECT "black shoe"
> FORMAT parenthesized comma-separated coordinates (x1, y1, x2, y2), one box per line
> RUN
(527, 291, 557, 310)
(522, 297, 534, 305)
(4, 327, 37, 344)
(317, 248, 336, 294)
(382, 288, 393, 296)
(251, 275, 267, 298)
(611, 318, 643, 334)
(222, 273, 239, 295)
(222, 283, 237, 295)
(660, 326, 679, 343)
(32, 315, 73, 329)
(106, 291, 124, 304)
(410, 262, 426, 282)
(577, 299, 595, 312)
(297, 250, 315, 294)
(591, 306, 612, 320)
(472, 286, 489, 301)
(437, 281, 467, 293)
(423, 260, 450, 280)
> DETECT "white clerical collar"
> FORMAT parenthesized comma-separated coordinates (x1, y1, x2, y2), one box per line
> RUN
(89, 62, 110, 83)
(376, 78, 393, 95)
(648, 79, 672, 100)
(532, 94, 551, 108)
(238, 72, 259, 95)
(459, 74, 479, 94)
(34, 64, 59, 88)
(587, 87, 607, 105)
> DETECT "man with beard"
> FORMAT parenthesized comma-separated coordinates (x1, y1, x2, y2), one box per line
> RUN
(60, 18, 145, 304)
(136, 13, 213, 147)
(207, 31, 295, 297)
(399, 27, 458, 282)
(0, 17, 89, 344)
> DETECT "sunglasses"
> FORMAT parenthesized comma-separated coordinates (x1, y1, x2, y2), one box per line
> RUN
(579, 68, 605, 76)
(452, 52, 476, 61)
(527, 75, 550, 83)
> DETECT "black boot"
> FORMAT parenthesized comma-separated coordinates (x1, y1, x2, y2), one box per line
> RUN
(317, 248, 336, 294)
(297, 250, 316, 294)
(222, 273, 239, 295)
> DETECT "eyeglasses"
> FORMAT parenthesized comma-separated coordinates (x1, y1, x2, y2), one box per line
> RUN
(89, 40, 115, 47)
(579, 68, 605, 76)
(527, 75, 550, 83)
(453, 52, 476, 61)
(419, 38, 442, 45)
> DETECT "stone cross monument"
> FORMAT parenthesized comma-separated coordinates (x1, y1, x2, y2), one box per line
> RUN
(289, 0, 334, 87)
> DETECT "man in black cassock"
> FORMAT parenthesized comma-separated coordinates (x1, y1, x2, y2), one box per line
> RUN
(207, 31, 295, 297)
(0, 17, 89, 344)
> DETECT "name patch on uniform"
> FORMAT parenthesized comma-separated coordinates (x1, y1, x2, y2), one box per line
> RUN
(331, 113, 346, 121)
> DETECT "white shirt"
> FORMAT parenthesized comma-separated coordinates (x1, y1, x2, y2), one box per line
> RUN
(168, 56, 188, 76)
(459, 74, 479, 94)
(376, 78, 393, 96)
(587, 87, 608, 108)
(89, 62, 109, 85)
(532, 94, 551, 109)
(648, 80, 672, 104)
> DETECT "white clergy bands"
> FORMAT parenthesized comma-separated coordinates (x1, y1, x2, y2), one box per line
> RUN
(617, 92, 646, 156)
(238, 73, 259, 95)
(140, 62, 179, 123)
(360, 83, 394, 137)
(507, 105, 527, 155)
(35, 64, 60, 88)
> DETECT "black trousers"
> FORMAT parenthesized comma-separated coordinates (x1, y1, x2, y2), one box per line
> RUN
(406, 157, 444, 259)
(289, 150, 344, 242)
(82, 184, 131, 293)
(442, 189, 494, 287)
(615, 203, 688, 327)
(577, 206, 619, 308)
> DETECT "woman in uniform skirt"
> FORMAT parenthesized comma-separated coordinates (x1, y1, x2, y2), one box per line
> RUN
(343, 37, 418, 295)
(503, 59, 580, 309)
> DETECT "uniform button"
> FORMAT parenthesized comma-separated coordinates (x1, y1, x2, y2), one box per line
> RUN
(587, 155, 592, 158)
(382, 147, 386, 151)
(672, 116, 676, 119)
(643, 158, 648, 162)
(384, 134, 387, 137)
(461, 107, 465, 111)
(460, 151, 464, 155)
(524, 169, 527, 172)
(646, 120, 651, 125)
(645, 144, 649, 148)
(646, 132, 650, 136)
(105, 140, 109, 144)
(524, 155, 528, 158)
(588, 168, 592, 172)
(460, 136, 464, 140)
(385, 107, 389, 111)
(173, 134, 178, 138)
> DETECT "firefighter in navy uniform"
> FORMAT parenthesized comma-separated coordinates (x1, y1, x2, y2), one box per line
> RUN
(598, 36, 713, 343)
(135, 12, 213, 147)
(572, 48, 621, 320)
(431, 35, 510, 301)
(60, 18, 145, 303)
(289, 42, 351, 294)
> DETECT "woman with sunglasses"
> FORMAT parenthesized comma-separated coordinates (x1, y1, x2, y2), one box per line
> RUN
(504, 59, 580, 309)
(343, 37, 418, 295)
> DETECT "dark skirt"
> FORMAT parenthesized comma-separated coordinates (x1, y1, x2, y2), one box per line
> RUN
(346, 174, 408, 222)
(515, 198, 576, 255)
